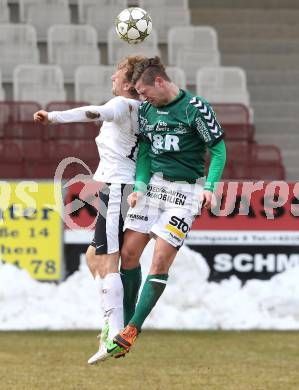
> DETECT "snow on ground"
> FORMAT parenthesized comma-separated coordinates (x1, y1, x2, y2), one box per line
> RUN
(1, 240, 299, 330)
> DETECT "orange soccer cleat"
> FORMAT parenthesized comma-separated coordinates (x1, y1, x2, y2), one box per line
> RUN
(113, 324, 139, 355)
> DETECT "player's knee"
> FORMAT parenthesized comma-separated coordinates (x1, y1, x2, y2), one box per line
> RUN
(151, 252, 170, 274)
(120, 246, 140, 269)
(85, 246, 95, 265)
(85, 246, 101, 276)
(120, 245, 134, 261)
(151, 264, 169, 274)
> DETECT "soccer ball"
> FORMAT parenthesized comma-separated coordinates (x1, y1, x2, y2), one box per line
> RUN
(115, 7, 152, 44)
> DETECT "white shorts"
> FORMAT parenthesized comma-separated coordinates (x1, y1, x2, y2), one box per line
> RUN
(124, 174, 204, 248)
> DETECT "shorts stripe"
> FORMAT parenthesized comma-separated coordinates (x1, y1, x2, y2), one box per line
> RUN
(106, 184, 122, 254)
(117, 184, 126, 250)
(165, 224, 186, 239)
(92, 186, 109, 255)
(91, 183, 132, 255)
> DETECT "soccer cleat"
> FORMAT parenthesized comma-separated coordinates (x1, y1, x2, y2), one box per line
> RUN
(87, 318, 109, 365)
(88, 342, 109, 364)
(113, 324, 138, 354)
(97, 317, 109, 345)
(87, 338, 125, 364)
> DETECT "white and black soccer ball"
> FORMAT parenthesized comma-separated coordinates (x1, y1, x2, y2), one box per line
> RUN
(115, 7, 152, 44)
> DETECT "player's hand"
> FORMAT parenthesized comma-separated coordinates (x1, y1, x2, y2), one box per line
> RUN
(201, 190, 217, 210)
(33, 110, 49, 125)
(86, 110, 101, 119)
(128, 191, 144, 208)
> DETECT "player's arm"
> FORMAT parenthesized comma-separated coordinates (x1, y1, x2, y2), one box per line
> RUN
(33, 106, 104, 125)
(50, 105, 114, 124)
(83, 97, 137, 123)
(128, 135, 151, 207)
(134, 136, 151, 191)
(191, 99, 226, 208)
(33, 97, 130, 125)
(33, 110, 50, 125)
(205, 139, 226, 192)
(199, 139, 226, 209)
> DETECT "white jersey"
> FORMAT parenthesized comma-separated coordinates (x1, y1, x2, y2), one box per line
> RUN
(48, 96, 141, 183)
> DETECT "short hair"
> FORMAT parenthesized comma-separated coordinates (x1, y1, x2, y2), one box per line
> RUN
(118, 55, 146, 98)
(132, 56, 171, 85)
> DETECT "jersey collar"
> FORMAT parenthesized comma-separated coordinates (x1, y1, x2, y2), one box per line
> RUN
(160, 89, 186, 108)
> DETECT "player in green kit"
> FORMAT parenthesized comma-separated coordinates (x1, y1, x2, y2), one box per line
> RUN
(114, 57, 226, 354)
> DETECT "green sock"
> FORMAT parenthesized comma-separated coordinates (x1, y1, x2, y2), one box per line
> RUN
(129, 274, 168, 332)
(120, 265, 142, 326)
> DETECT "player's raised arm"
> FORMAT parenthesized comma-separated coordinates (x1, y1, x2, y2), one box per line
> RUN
(38, 98, 134, 126)
(33, 110, 49, 125)
(45, 105, 108, 124)
(86, 97, 139, 123)
(33, 106, 101, 125)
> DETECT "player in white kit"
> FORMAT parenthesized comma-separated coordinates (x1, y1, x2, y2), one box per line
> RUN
(33, 56, 145, 362)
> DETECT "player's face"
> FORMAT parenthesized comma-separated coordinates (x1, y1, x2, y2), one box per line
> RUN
(111, 67, 129, 96)
(135, 78, 167, 107)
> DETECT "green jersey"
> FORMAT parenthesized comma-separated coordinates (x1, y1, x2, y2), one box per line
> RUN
(136, 89, 225, 186)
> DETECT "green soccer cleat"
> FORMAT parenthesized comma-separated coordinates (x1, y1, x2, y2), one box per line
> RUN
(98, 317, 109, 345)
(105, 338, 126, 358)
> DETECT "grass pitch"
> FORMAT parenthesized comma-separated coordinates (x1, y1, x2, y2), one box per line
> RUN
(1, 330, 298, 390)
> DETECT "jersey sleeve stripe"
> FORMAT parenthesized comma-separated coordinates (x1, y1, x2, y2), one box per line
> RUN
(189, 97, 223, 138)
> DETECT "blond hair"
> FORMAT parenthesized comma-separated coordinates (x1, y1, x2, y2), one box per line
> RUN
(118, 55, 147, 98)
